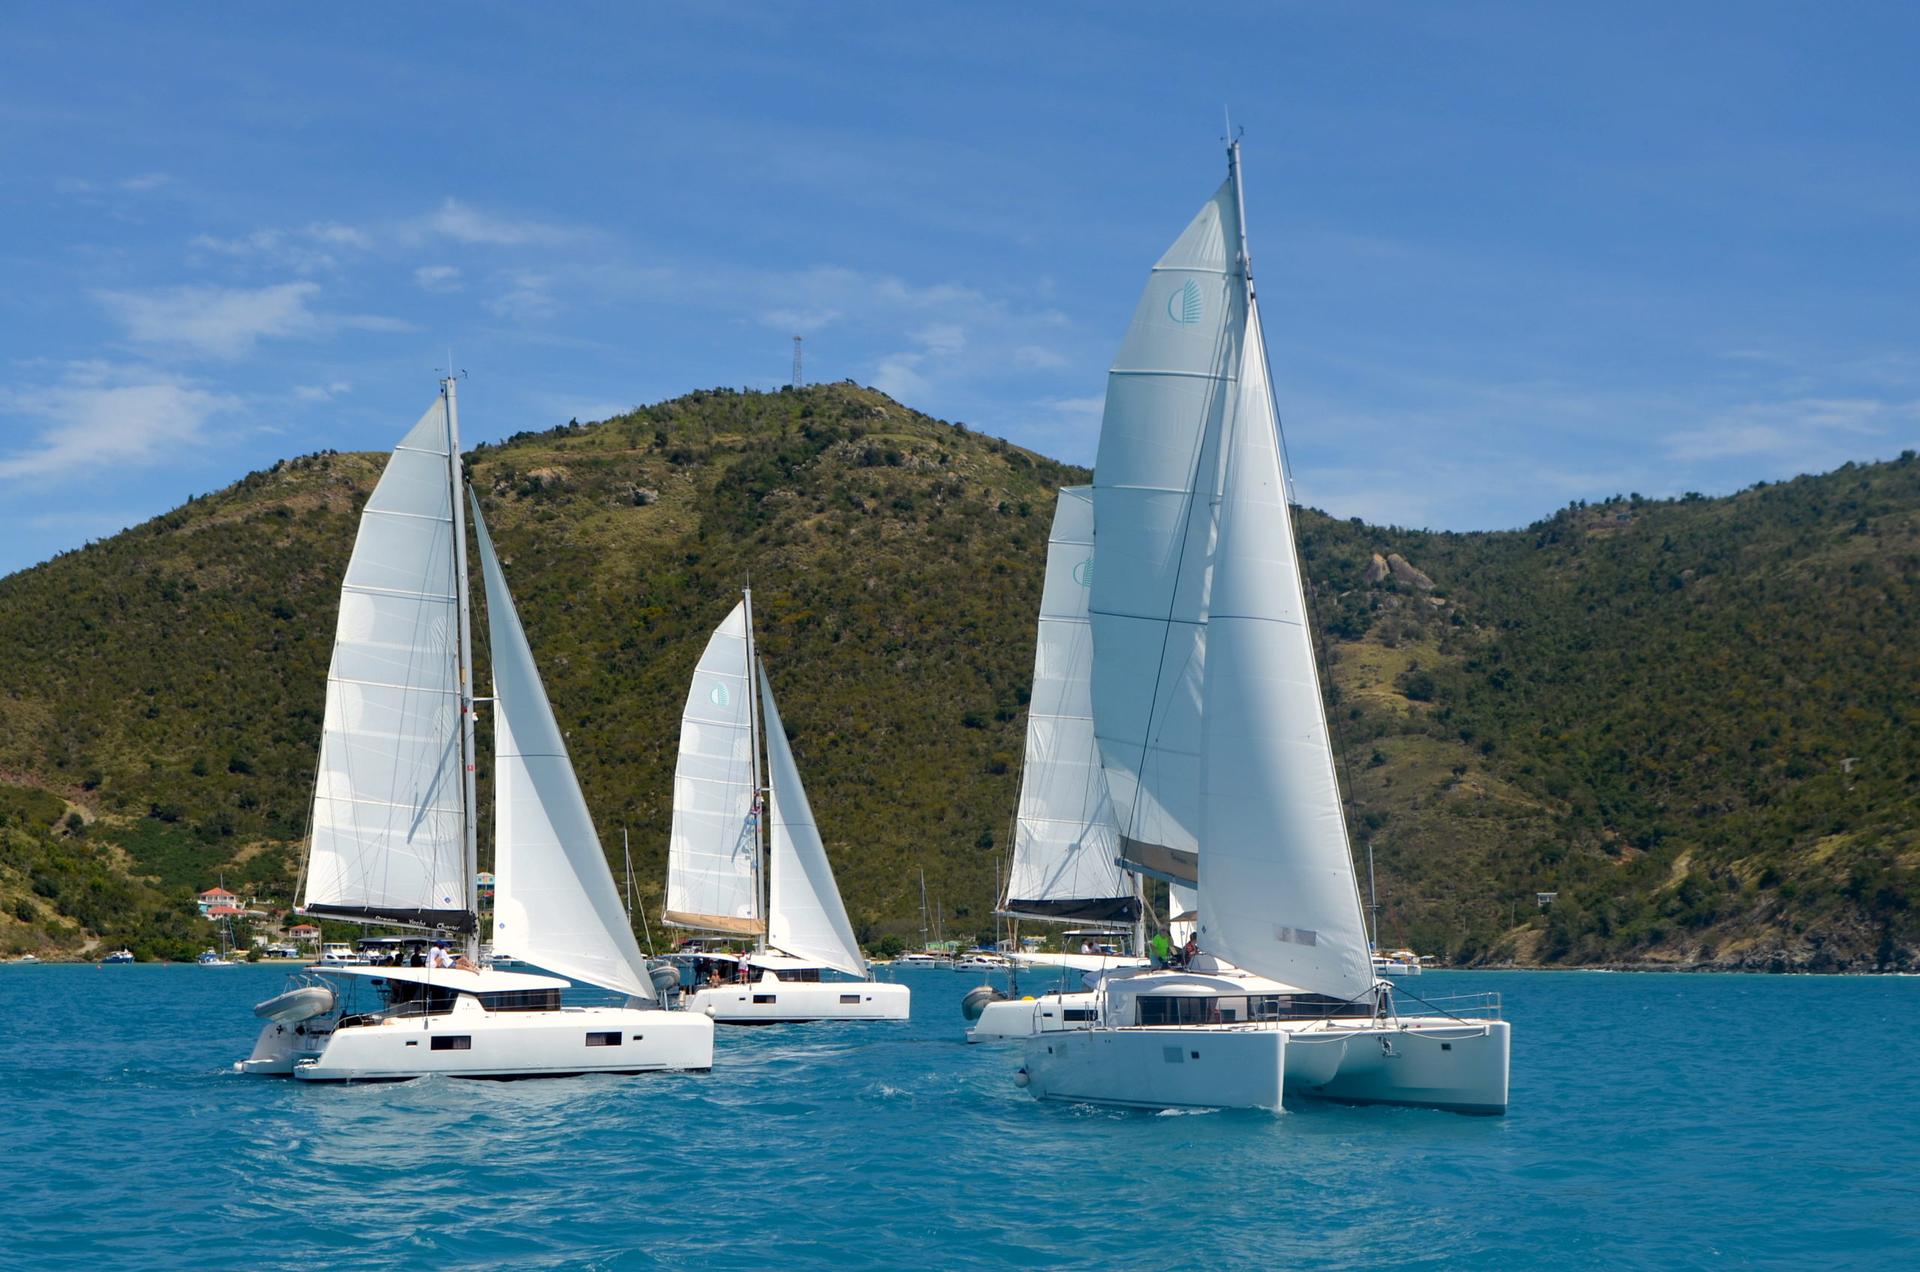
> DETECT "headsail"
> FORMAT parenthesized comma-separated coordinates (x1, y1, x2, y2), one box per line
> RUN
(475, 499, 655, 1001)
(1087, 180, 1246, 886)
(1196, 295, 1373, 1000)
(760, 663, 866, 976)
(301, 395, 472, 930)
(1002, 487, 1135, 923)
(664, 601, 765, 934)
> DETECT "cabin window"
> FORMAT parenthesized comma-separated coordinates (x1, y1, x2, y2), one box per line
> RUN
(753, 994, 777, 1004)
(430, 1035, 471, 1051)
(478, 989, 563, 1013)
(1063, 1009, 1095, 1022)
(840, 994, 861, 1004)
(586, 1031, 622, 1047)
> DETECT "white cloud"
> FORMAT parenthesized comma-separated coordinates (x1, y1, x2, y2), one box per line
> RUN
(94, 282, 406, 359)
(485, 270, 559, 321)
(1013, 344, 1069, 370)
(414, 264, 462, 292)
(189, 222, 370, 273)
(293, 381, 352, 403)
(119, 172, 172, 193)
(418, 198, 582, 247)
(871, 351, 930, 402)
(0, 367, 239, 480)
(1664, 397, 1917, 462)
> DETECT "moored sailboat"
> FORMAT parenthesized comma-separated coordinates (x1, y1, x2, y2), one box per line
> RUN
(1016, 142, 1508, 1113)
(238, 380, 712, 1081)
(663, 594, 908, 1023)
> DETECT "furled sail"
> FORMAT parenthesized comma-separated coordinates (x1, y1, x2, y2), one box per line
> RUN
(474, 499, 655, 1001)
(301, 396, 472, 930)
(1196, 300, 1373, 1000)
(1002, 487, 1136, 923)
(1087, 180, 1246, 886)
(760, 663, 866, 976)
(664, 601, 765, 935)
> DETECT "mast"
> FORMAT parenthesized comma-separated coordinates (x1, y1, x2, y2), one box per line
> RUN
(444, 375, 480, 961)
(919, 869, 930, 952)
(741, 586, 766, 954)
(1366, 840, 1380, 951)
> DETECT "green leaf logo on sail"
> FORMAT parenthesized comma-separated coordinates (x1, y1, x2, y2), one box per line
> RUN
(1072, 558, 1094, 588)
(709, 682, 730, 708)
(1167, 278, 1203, 325)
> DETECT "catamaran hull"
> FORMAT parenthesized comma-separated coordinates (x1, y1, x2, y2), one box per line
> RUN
(240, 1007, 714, 1081)
(1012, 1016, 1508, 1113)
(1286, 1019, 1509, 1114)
(967, 992, 1097, 1043)
(686, 980, 910, 1024)
(1021, 1028, 1288, 1111)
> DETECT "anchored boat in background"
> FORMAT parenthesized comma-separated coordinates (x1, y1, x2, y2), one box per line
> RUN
(1015, 142, 1509, 1114)
(238, 380, 713, 1081)
(661, 595, 909, 1024)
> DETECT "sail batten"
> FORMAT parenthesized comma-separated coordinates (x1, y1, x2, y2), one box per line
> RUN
(476, 498, 654, 1001)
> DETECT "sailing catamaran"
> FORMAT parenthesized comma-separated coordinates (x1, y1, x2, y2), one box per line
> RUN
(661, 594, 909, 1023)
(239, 380, 714, 1080)
(1014, 142, 1509, 1113)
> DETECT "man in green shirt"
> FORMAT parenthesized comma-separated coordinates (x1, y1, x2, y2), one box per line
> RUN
(1149, 930, 1171, 968)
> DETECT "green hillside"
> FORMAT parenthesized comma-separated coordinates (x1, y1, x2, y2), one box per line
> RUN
(0, 384, 1913, 970)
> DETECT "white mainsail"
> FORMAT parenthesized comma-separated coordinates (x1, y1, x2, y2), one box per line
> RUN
(475, 499, 655, 1001)
(302, 396, 471, 929)
(1087, 180, 1245, 886)
(1002, 486, 1133, 923)
(760, 663, 866, 977)
(664, 601, 765, 934)
(1195, 288, 1373, 1001)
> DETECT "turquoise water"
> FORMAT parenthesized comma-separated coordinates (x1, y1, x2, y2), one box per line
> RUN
(1, 966, 1915, 1268)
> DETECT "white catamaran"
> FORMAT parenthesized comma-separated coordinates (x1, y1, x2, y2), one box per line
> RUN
(661, 594, 909, 1024)
(1015, 143, 1510, 1113)
(239, 380, 714, 1081)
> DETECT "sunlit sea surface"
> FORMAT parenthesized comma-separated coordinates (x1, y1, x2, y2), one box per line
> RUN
(1, 965, 1914, 1268)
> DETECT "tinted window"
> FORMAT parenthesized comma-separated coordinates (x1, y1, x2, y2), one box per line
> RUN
(586, 1031, 621, 1047)
(430, 1035, 471, 1051)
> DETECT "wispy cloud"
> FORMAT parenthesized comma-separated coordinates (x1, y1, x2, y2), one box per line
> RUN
(1663, 396, 1918, 462)
(485, 270, 559, 322)
(94, 281, 407, 359)
(0, 365, 240, 481)
(414, 264, 462, 293)
(293, 381, 352, 403)
(189, 222, 369, 273)
(415, 198, 584, 247)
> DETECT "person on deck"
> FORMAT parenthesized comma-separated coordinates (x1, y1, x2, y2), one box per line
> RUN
(428, 943, 452, 969)
(1150, 931, 1171, 968)
(1182, 935, 1199, 966)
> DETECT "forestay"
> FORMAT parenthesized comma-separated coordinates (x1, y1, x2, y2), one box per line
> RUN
(302, 396, 471, 929)
(1002, 487, 1135, 923)
(760, 663, 866, 976)
(1196, 301, 1373, 1000)
(664, 602, 765, 934)
(1088, 180, 1245, 886)
(475, 500, 655, 1001)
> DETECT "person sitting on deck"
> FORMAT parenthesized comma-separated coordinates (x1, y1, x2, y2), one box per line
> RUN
(1182, 935, 1199, 966)
(428, 943, 452, 969)
(1149, 931, 1171, 968)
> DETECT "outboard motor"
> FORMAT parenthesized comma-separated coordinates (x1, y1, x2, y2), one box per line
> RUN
(961, 984, 1006, 1021)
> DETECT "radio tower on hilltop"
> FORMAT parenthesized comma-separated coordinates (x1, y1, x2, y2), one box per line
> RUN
(792, 335, 804, 389)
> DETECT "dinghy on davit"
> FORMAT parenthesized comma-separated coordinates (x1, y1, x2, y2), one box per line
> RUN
(237, 379, 712, 1081)
(1013, 141, 1509, 1114)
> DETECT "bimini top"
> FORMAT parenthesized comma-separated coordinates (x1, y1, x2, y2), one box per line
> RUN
(309, 964, 570, 993)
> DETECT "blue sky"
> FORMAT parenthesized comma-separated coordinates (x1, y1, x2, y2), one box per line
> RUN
(3, 3, 1917, 577)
